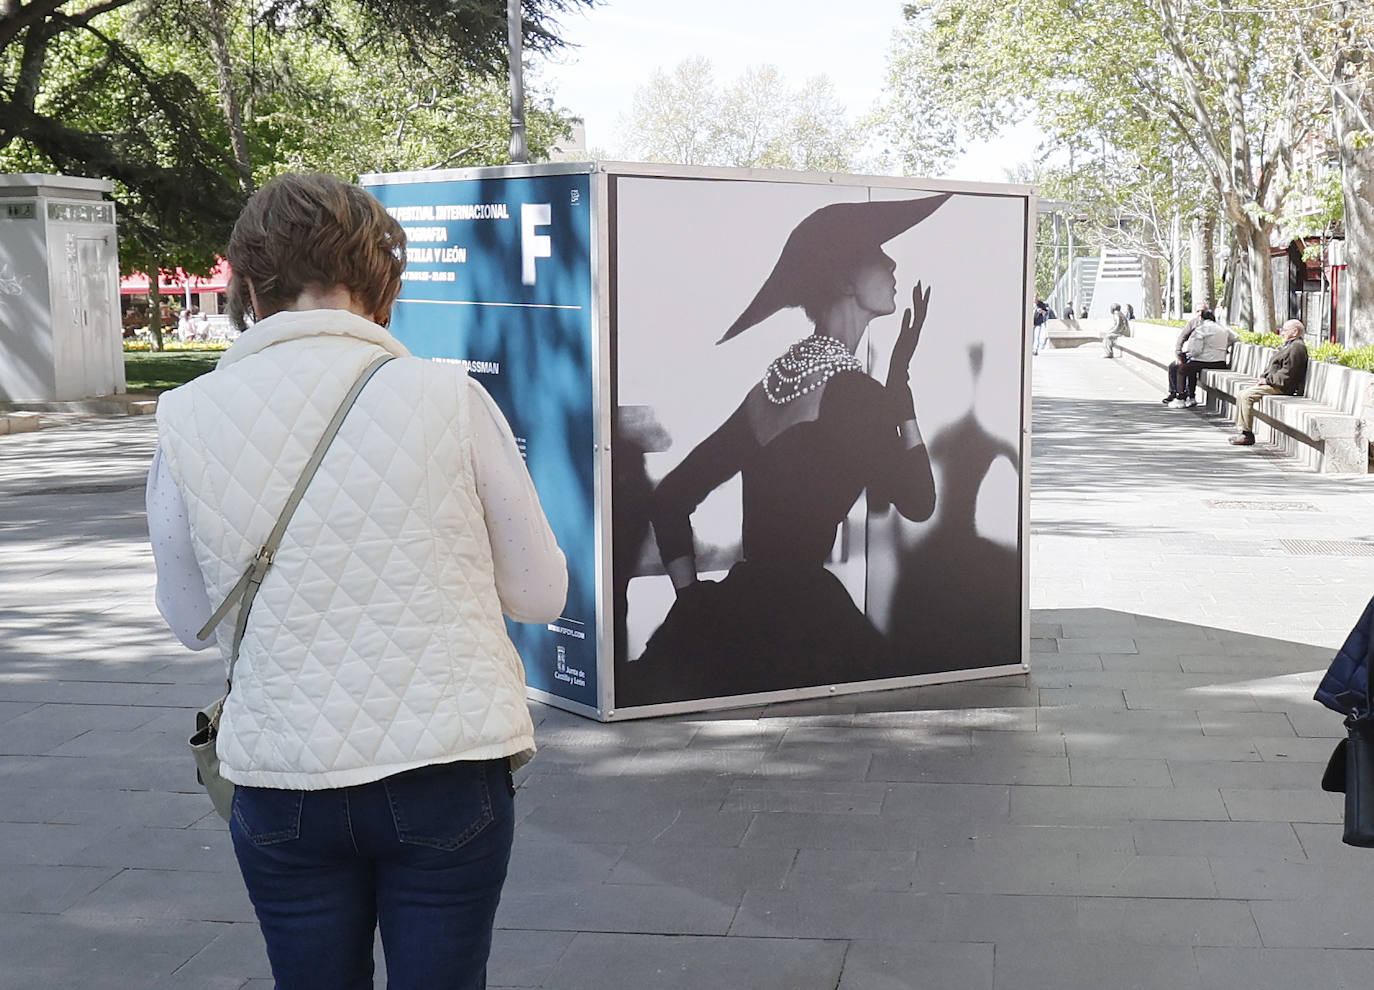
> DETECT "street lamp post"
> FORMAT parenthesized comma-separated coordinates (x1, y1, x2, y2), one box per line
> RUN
(507, 0, 528, 164)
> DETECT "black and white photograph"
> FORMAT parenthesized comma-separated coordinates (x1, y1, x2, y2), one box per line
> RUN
(611, 175, 1030, 709)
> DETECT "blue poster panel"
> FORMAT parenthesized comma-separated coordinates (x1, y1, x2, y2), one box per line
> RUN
(362, 171, 597, 710)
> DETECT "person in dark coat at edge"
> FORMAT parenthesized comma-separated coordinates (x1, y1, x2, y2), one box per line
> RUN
(1230, 318, 1308, 446)
(1316, 595, 1374, 718)
(622, 195, 949, 706)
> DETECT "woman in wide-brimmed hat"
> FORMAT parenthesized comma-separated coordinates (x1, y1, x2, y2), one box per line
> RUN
(622, 195, 949, 705)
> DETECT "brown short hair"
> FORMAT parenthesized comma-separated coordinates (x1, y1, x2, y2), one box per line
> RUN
(225, 173, 406, 332)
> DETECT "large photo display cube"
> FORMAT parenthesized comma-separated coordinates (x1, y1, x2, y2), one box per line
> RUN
(361, 163, 1034, 720)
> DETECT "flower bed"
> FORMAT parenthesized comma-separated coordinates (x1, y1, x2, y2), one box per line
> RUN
(1235, 331, 1374, 373)
(1134, 320, 1374, 373)
(123, 339, 228, 354)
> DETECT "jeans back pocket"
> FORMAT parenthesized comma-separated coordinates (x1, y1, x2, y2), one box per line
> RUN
(383, 761, 496, 851)
(231, 786, 304, 846)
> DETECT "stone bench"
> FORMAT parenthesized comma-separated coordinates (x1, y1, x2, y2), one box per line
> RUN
(0, 411, 40, 435)
(1197, 367, 1365, 473)
(1043, 317, 1113, 350)
(1113, 323, 1368, 474)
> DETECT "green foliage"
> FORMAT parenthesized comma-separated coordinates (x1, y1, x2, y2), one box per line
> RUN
(227, 13, 573, 180)
(1337, 347, 1374, 373)
(880, 0, 1352, 330)
(1284, 168, 1344, 247)
(123, 339, 228, 352)
(0, 4, 244, 281)
(123, 350, 223, 392)
(1309, 340, 1344, 364)
(256, 0, 587, 75)
(1231, 333, 1374, 373)
(868, 18, 961, 176)
(0, 0, 586, 283)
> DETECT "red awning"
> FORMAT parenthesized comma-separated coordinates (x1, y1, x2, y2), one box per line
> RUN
(121, 257, 231, 295)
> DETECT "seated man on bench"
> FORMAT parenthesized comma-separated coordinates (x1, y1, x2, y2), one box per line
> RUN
(1170, 308, 1237, 408)
(1163, 305, 1205, 404)
(1230, 318, 1309, 446)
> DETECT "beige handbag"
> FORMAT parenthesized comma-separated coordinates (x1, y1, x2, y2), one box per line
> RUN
(188, 355, 394, 821)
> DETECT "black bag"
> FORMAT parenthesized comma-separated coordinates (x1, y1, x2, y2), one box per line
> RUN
(1321, 608, 1374, 847)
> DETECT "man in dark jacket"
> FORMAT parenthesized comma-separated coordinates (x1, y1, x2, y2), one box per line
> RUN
(1229, 318, 1309, 446)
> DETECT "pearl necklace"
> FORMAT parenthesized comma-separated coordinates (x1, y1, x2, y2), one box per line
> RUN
(762, 335, 862, 405)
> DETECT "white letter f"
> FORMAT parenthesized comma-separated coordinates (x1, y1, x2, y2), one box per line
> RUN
(521, 203, 552, 286)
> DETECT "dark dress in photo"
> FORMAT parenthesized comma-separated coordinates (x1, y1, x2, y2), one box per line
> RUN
(618, 369, 935, 706)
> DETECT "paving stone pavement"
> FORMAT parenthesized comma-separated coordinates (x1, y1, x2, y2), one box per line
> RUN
(3, 344, 1374, 989)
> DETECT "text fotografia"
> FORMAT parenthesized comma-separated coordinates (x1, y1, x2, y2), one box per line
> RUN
(387, 204, 510, 222)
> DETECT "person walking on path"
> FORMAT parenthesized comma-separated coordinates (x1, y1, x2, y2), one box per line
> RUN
(1101, 302, 1130, 358)
(1230, 318, 1309, 446)
(146, 173, 567, 990)
(1169, 308, 1237, 408)
(1032, 298, 1053, 355)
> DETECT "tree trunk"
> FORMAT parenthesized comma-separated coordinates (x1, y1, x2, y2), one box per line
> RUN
(1141, 255, 1163, 318)
(1170, 213, 1183, 318)
(206, 0, 253, 193)
(1245, 221, 1277, 334)
(1201, 213, 1216, 307)
(1181, 216, 1214, 307)
(1224, 220, 1251, 329)
(1336, 134, 1374, 347)
(1333, 16, 1374, 347)
(147, 270, 165, 352)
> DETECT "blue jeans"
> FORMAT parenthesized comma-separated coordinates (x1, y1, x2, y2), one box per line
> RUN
(230, 758, 515, 990)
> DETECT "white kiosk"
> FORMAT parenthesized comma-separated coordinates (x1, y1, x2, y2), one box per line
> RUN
(0, 174, 123, 402)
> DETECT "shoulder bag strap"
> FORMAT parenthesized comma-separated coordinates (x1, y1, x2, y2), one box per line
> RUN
(196, 354, 395, 681)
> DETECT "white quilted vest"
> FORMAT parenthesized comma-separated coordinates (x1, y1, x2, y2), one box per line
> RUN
(156, 310, 535, 789)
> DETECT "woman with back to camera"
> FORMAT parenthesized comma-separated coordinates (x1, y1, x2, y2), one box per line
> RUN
(622, 195, 948, 704)
(146, 173, 566, 989)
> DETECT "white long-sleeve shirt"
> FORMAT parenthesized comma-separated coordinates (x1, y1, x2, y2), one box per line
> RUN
(1182, 320, 1239, 363)
(148, 376, 567, 650)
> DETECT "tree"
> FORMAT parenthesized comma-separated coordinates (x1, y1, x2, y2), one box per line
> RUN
(621, 56, 719, 165)
(170, 2, 575, 181)
(1328, 0, 1374, 344)
(714, 64, 788, 168)
(0, 3, 244, 347)
(0, 0, 590, 345)
(619, 57, 862, 172)
(868, 16, 965, 177)
(767, 75, 857, 173)
(882, 0, 1332, 331)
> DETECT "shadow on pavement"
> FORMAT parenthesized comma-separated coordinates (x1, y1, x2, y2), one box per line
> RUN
(486, 608, 1347, 989)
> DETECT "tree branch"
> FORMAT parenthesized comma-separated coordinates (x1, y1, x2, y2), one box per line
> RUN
(1154, 0, 1235, 191)
(0, 1, 68, 55)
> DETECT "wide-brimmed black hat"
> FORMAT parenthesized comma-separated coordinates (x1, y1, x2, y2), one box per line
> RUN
(718, 193, 951, 343)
